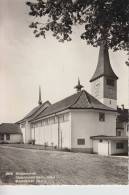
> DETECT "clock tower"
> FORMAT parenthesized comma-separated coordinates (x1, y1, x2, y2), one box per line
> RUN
(90, 43, 118, 109)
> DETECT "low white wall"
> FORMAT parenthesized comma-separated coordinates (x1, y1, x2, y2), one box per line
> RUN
(93, 139, 128, 155)
(25, 121, 31, 143)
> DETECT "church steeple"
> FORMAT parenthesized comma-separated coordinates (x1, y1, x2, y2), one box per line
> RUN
(74, 78, 84, 93)
(38, 86, 42, 106)
(90, 43, 118, 109)
(90, 43, 118, 82)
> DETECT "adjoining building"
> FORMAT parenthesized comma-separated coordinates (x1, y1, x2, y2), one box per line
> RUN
(0, 123, 23, 144)
(17, 43, 128, 155)
(116, 106, 128, 137)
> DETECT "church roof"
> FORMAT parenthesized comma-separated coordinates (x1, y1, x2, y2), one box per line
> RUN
(17, 101, 51, 123)
(33, 90, 116, 121)
(90, 44, 118, 82)
(0, 123, 22, 134)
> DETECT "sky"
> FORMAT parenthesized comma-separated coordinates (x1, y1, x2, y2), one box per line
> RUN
(0, 0, 128, 123)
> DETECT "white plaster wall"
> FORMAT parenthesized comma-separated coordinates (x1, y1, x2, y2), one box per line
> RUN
(91, 77, 103, 100)
(60, 120, 71, 148)
(25, 121, 31, 143)
(71, 109, 116, 149)
(21, 127, 25, 143)
(93, 140, 110, 155)
(92, 140, 99, 153)
(34, 112, 71, 148)
(98, 141, 109, 155)
(10, 134, 23, 143)
(34, 124, 58, 146)
(31, 128, 35, 140)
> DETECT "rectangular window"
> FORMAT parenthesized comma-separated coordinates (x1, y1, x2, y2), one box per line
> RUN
(116, 143, 124, 149)
(0, 134, 4, 140)
(106, 79, 114, 86)
(116, 131, 121, 136)
(99, 113, 105, 121)
(6, 134, 10, 140)
(77, 138, 85, 145)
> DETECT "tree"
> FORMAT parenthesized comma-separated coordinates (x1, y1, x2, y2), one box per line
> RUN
(26, 0, 129, 64)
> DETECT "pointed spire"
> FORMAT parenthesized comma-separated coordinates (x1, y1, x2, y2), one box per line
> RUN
(90, 42, 118, 82)
(38, 86, 42, 106)
(74, 77, 84, 93)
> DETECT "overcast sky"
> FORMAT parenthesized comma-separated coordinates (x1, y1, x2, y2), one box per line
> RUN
(0, 0, 128, 123)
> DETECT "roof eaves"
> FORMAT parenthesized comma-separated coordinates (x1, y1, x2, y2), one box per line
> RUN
(90, 73, 118, 82)
(70, 107, 117, 112)
(31, 108, 71, 122)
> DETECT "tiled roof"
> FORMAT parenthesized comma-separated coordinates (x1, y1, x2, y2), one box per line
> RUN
(33, 92, 81, 120)
(17, 101, 51, 123)
(0, 123, 22, 134)
(90, 44, 118, 82)
(33, 90, 116, 121)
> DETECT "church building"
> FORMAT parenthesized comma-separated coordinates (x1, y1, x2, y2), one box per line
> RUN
(17, 44, 128, 155)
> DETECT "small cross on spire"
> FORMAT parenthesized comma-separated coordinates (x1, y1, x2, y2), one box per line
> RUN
(74, 77, 84, 93)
